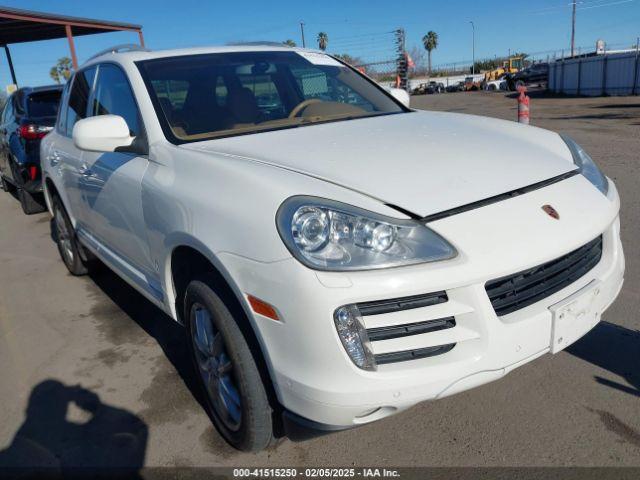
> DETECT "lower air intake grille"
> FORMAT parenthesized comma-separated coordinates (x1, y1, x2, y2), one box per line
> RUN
(356, 291, 447, 316)
(375, 343, 456, 365)
(486, 236, 603, 316)
(367, 317, 455, 342)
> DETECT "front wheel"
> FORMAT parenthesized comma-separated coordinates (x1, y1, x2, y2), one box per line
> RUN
(184, 277, 273, 452)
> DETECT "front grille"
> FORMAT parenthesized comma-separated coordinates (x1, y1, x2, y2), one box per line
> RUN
(486, 236, 603, 316)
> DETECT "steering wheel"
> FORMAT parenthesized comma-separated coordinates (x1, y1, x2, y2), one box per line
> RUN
(288, 98, 322, 118)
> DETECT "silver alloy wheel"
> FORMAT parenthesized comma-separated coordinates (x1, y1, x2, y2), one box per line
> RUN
(54, 206, 74, 266)
(191, 303, 242, 431)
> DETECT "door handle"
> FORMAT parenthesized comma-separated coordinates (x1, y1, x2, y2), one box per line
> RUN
(79, 165, 93, 177)
(49, 151, 61, 167)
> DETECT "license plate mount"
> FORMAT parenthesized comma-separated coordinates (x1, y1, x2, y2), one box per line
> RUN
(549, 280, 602, 354)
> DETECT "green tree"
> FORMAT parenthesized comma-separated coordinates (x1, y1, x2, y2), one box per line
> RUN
(49, 57, 73, 84)
(317, 32, 328, 51)
(422, 31, 438, 76)
(283, 39, 297, 47)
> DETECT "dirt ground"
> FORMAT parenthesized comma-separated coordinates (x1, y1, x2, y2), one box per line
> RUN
(0, 90, 638, 472)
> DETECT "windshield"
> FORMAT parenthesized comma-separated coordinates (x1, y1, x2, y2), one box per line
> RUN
(137, 50, 405, 143)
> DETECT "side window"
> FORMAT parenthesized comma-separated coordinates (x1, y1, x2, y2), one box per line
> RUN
(92, 64, 140, 137)
(14, 94, 25, 117)
(5, 98, 15, 123)
(66, 67, 96, 137)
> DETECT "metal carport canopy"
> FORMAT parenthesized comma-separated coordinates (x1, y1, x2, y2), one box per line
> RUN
(0, 5, 144, 86)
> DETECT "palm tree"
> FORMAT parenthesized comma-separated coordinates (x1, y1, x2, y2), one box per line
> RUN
(283, 39, 297, 47)
(49, 57, 73, 84)
(317, 32, 328, 51)
(422, 31, 438, 76)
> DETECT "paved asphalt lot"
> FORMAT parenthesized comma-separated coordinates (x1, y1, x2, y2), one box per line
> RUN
(0, 91, 638, 470)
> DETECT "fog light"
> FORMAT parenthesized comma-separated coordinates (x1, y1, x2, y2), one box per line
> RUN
(333, 304, 376, 371)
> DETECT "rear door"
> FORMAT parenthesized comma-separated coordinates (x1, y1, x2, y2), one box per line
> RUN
(51, 67, 96, 223)
(77, 63, 155, 295)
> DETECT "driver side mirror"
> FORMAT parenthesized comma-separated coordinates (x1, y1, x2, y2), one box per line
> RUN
(73, 115, 134, 153)
(386, 87, 411, 108)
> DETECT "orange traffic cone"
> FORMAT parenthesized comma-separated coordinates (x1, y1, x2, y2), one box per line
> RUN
(517, 86, 530, 125)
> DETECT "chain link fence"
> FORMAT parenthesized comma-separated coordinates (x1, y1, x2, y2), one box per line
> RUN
(323, 29, 639, 96)
(326, 29, 405, 88)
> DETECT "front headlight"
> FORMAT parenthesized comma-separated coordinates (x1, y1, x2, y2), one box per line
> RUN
(276, 196, 457, 271)
(561, 135, 608, 195)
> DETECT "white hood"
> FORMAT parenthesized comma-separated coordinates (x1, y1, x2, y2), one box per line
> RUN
(182, 111, 576, 217)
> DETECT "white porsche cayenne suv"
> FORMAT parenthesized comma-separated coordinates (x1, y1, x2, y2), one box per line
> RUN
(41, 45, 624, 452)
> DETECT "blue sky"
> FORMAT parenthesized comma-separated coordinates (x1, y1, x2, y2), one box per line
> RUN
(1, 0, 638, 87)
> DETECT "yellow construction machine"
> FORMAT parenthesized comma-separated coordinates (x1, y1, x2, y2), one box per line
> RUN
(484, 56, 525, 82)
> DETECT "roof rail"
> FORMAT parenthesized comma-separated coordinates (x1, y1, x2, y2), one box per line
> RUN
(86, 44, 150, 62)
(227, 41, 291, 47)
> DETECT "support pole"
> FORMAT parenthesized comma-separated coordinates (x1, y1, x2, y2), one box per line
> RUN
(4, 45, 17, 86)
(299, 22, 306, 48)
(65, 24, 78, 70)
(138, 31, 145, 48)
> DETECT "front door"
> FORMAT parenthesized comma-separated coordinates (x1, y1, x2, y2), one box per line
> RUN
(76, 63, 156, 294)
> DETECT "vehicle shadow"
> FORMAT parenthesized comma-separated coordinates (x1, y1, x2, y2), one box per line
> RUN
(0, 379, 147, 478)
(566, 321, 640, 398)
(86, 266, 208, 413)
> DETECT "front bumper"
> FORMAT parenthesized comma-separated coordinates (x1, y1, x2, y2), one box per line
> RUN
(222, 175, 624, 428)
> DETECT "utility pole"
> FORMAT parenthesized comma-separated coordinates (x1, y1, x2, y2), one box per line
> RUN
(300, 21, 306, 48)
(469, 21, 475, 75)
(570, 1, 577, 57)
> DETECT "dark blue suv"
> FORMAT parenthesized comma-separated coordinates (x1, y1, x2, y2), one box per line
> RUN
(0, 85, 63, 214)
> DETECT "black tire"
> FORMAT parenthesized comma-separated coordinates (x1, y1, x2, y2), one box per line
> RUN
(18, 188, 46, 215)
(184, 276, 273, 452)
(52, 195, 91, 276)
